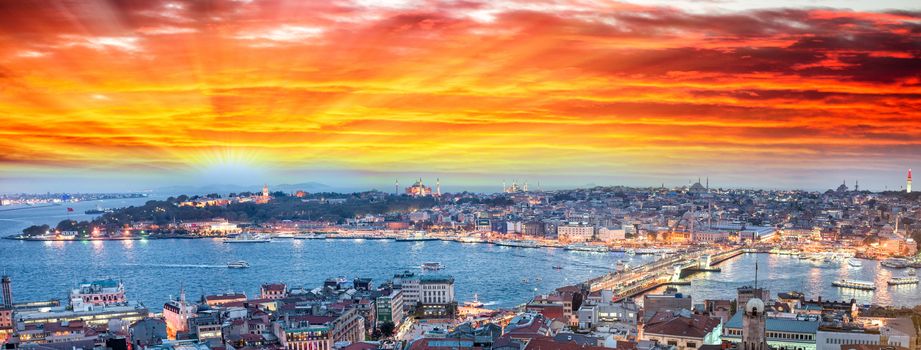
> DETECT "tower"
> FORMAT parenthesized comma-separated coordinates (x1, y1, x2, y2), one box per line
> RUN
(741, 297, 768, 350)
(855, 180, 859, 192)
(908, 169, 912, 193)
(395, 179, 399, 196)
(2, 275, 12, 308)
(436, 178, 441, 197)
(262, 184, 269, 198)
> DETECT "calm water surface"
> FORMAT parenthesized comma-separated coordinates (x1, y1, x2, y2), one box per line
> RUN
(1, 203, 918, 310)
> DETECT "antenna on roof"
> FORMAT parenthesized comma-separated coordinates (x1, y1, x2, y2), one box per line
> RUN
(754, 259, 759, 290)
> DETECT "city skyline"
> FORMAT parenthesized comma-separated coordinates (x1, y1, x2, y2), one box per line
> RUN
(1, 0, 920, 192)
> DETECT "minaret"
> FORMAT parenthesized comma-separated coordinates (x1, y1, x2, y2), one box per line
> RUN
(523, 181, 528, 192)
(502, 181, 506, 193)
(395, 179, 399, 195)
(262, 184, 269, 198)
(855, 180, 859, 192)
(436, 178, 441, 197)
(2, 275, 12, 309)
(908, 169, 912, 193)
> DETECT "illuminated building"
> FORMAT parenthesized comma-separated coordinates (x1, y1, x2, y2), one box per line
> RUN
(163, 288, 197, 339)
(503, 180, 528, 193)
(70, 279, 126, 312)
(405, 178, 433, 197)
(256, 184, 272, 204)
(908, 169, 912, 193)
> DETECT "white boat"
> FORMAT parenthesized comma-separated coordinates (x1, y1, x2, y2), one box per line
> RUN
(275, 233, 296, 239)
(421, 262, 444, 271)
(227, 260, 250, 268)
(564, 243, 609, 253)
(832, 279, 876, 291)
(625, 249, 636, 256)
(458, 236, 485, 244)
(848, 258, 863, 268)
(295, 233, 326, 240)
(909, 268, 916, 276)
(887, 276, 919, 286)
(223, 233, 271, 243)
(495, 240, 541, 248)
(463, 294, 484, 308)
(615, 260, 627, 273)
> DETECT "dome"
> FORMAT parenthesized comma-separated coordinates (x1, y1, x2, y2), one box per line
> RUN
(746, 298, 765, 315)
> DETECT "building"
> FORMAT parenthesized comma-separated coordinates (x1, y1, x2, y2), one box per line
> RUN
(641, 310, 722, 350)
(2, 276, 11, 308)
(908, 169, 913, 193)
(129, 318, 168, 349)
(394, 271, 421, 311)
(376, 290, 404, 327)
(70, 279, 127, 311)
(643, 292, 692, 317)
(737, 287, 770, 311)
(406, 178, 433, 197)
(203, 293, 247, 307)
(261, 283, 288, 300)
(557, 224, 595, 242)
(162, 289, 197, 339)
(419, 274, 456, 318)
(723, 309, 820, 350)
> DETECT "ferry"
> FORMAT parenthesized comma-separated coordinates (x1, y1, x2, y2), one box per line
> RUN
(458, 236, 485, 244)
(85, 205, 113, 215)
(881, 258, 909, 269)
(625, 249, 636, 256)
(564, 243, 609, 253)
(396, 232, 438, 242)
(615, 260, 627, 273)
(227, 260, 250, 269)
(223, 233, 271, 243)
(494, 240, 541, 248)
(848, 258, 863, 268)
(295, 233, 327, 240)
(552, 265, 563, 270)
(887, 276, 919, 286)
(275, 233, 296, 239)
(831, 279, 876, 291)
(463, 294, 484, 308)
(421, 262, 445, 271)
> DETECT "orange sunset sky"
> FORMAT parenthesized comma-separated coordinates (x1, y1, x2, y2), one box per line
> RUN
(0, 0, 919, 193)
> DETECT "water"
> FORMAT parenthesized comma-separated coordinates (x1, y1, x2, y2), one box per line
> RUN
(0, 197, 160, 236)
(1, 204, 918, 310)
(0, 238, 651, 310)
(656, 253, 921, 307)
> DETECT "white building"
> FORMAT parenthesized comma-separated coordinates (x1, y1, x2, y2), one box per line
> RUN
(557, 224, 595, 242)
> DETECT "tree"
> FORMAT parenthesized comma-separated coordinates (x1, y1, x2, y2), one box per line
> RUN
(379, 321, 395, 338)
(22, 224, 50, 236)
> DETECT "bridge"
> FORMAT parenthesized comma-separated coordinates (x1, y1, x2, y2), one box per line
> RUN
(582, 246, 744, 301)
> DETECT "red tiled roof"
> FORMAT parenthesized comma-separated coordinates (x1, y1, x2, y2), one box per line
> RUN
(644, 313, 721, 338)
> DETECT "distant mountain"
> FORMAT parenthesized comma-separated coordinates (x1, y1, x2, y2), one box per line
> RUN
(153, 182, 332, 196)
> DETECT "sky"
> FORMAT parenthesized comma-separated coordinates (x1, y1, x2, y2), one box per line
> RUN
(0, 0, 919, 194)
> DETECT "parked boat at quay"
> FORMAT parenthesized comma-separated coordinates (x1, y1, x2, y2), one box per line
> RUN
(832, 279, 876, 291)
(395, 231, 438, 242)
(887, 276, 919, 286)
(223, 233, 271, 243)
(848, 258, 863, 268)
(494, 240, 541, 248)
(564, 242, 609, 253)
(294, 233, 327, 240)
(881, 258, 910, 269)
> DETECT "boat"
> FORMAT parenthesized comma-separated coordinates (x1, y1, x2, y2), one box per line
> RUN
(625, 249, 636, 256)
(227, 260, 250, 269)
(615, 260, 627, 273)
(396, 232, 438, 242)
(564, 243, 609, 253)
(223, 233, 271, 243)
(831, 279, 876, 291)
(848, 258, 863, 268)
(887, 276, 919, 286)
(463, 294, 484, 308)
(494, 240, 541, 248)
(909, 268, 916, 276)
(458, 236, 485, 244)
(552, 265, 563, 270)
(521, 278, 529, 283)
(295, 233, 326, 240)
(84, 205, 112, 215)
(421, 262, 444, 271)
(275, 233, 296, 239)
(797, 253, 810, 259)
(881, 258, 909, 269)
